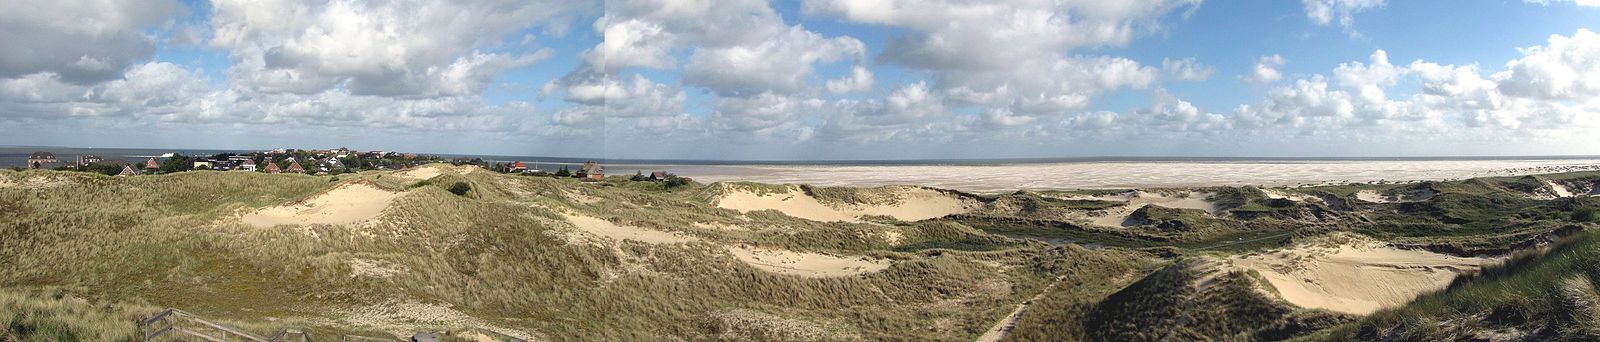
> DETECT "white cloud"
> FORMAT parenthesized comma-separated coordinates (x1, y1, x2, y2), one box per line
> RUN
(1524, 0, 1600, 7)
(209, 0, 593, 97)
(1494, 29, 1600, 100)
(682, 26, 865, 96)
(1303, 0, 1386, 28)
(1243, 54, 1287, 85)
(1162, 57, 1216, 81)
(826, 65, 875, 93)
(0, 0, 182, 84)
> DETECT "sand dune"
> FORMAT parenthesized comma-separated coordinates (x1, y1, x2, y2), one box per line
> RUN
(562, 213, 696, 244)
(561, 212, 890, 277)
(714, 185, 975, 222)
(1084, 191, 1218, 228)
(1230, 236, 1494, 315)
(395, 165, 445, 181)
(242, 182, 402, 227)
(1356, 189, 1435, 203)
(728, 246, 890, 278)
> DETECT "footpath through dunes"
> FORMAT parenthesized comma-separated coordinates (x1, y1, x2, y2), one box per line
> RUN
(709, 183, 981, 222)
(558, 211, 891, 278)
(1229, 233, 1498, 315)
(241, 180, 404, 228)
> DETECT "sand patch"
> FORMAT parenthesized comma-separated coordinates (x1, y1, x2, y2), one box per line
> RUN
(1355, 188, 1435, 203)
(716, 186, 861, 222)
(1087, 191, 1218, 228)
(729, 246, 890, 278)
(340, 301, 538, 340)
(347, 258, 406, 278)
(1263, 188, 1324, 203)
(1230, 237, 1494, 315)
(714, 185, 975, 222)
(395, 166, 443, 181)
(562, 213, 695, 244)
(1546, 180, 1576, 198)
(561, 212, 890, 277)
(242, 182, 402, 227)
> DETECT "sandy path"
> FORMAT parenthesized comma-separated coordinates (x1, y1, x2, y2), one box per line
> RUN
(1231, 239, 1494, 315)
(561, 212, 890, 277)
(975, 278, 1059, 342)
(242, 182, 402, 227)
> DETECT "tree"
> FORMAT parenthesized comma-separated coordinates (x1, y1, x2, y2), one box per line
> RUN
(448, 182, 472, 196)
(554, 166, 572, 177)
(630, 171, 648, 181)
(160, 155, 192, 173)
(664, 175, 691, 188)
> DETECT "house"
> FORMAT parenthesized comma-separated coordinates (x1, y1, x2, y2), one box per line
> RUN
(577, 161, 605, 180)
(26, 151, 59, 169)
(648, 171, 670, 181)
(286, 161, 305, 173)
(77, 155, 104, 167)
(192, 159, 213, 170)
(143, 157, 161, 171)
(264, 161, 282, 174)
(240, 159, 257, 172)
(509, 161, 527, 173)
(117, 164, 138, 177)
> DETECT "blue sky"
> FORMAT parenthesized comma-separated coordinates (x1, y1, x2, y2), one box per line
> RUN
(1, 0, 1599, 160)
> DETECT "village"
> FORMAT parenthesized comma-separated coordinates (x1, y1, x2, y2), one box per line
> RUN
(20, 148, 687, 184)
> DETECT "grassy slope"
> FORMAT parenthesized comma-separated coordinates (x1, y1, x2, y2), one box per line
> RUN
(5, 168, 1600, 340)
(0, 169, 1106, 340)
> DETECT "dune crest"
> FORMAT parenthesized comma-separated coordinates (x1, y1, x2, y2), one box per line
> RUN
(560, 212, 890, 277)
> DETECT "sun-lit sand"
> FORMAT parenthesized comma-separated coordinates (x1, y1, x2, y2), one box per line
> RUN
(562, 213, 696, 244)
(395, 164, 449, 180)
(561, 211, 890, 277)
(713, 185, 976, 222)
(242, 182, 403, 227)
(1230, 236, 1496, 315)
(727, 246, 890, 278)
(1061, 190, 1218, 228)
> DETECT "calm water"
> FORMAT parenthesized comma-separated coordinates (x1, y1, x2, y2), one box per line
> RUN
(7, 147, 1600, 193)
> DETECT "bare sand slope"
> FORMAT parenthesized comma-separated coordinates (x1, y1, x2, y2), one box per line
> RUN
(715, 185, 975, 222)
(561, 212, 889, 277)
(1086, 191, 1218, 227)
(1356, 189, 1436, 203)
(562, 213, 696, 244)
(1230, 237, 1494, 315)
(728, 246, 890, 278)
(1263, 188, 1324, 203)
(716, 186, 861, 222)
(395, 165, 447, 181)
(1548, 180, 1576, 198)
(243, 182, 403, 227)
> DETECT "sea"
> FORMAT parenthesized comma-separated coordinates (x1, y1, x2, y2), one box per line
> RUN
(6, 146, 1600, 193)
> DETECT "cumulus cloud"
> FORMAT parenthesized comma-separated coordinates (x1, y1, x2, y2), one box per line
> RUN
(0, 0, 182, 84)
(1243, 54, 1287, 85)
(826, 65, 875, 93)
(682, 26, 865, 96)
(1494, 29, 1600, 100)
(805, 0, 1191, 127)
(1162, 58, 1216, 81)
(1303, 0, 1386, 28)
(209, 0, 593, 97)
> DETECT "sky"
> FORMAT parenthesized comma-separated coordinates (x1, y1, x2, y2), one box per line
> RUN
(1, 0, 1599, 160)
